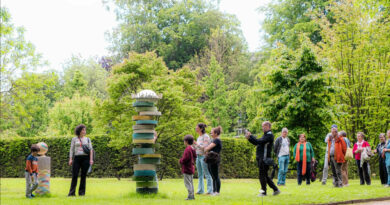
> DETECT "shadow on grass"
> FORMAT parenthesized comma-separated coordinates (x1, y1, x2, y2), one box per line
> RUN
(125, 192, 169, 199)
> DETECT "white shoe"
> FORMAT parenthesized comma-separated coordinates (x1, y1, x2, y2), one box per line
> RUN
(384, 185, 389, 187)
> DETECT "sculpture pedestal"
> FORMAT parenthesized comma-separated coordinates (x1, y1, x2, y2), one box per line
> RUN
(35, 156, 50, 196)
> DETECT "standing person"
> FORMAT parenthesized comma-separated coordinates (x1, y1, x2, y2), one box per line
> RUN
(293, 134, 315, 185)
(204, 126, 223, 196)
(179, 135, 197, 200)
(383, 130, 390, 187)
(374, 133, 387, 185)
(274, 128, 290, 186)
(25, 144, 40, 198)
(327, 125, 347, 188)
(339, 131, 351, 186)
(68, 124, 93, 196)
(322, 133, 332, 185)
(245, 121, 280, 196)
(193, 123, 213, 195)
(353, 132, 371, 185)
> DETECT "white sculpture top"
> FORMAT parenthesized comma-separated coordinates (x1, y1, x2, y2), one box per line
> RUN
(132, 90, 162, 100)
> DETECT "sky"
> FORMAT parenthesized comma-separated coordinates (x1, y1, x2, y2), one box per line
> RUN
(3, 0, 269, 72)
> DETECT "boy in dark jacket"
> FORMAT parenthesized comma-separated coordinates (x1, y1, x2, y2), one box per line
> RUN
(179, 135, 197, 200)
(25, 144, 40, 198)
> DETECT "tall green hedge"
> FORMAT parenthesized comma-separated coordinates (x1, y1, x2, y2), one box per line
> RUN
(0, 136, 259, 179)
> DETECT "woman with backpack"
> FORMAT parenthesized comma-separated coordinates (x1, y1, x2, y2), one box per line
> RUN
(293, 134, 315, 185)
(352, 132, 371, 185)
(68, 124, 94, 196)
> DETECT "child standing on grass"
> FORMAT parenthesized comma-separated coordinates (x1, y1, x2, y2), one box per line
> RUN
(25, 144, 40, 198)
(179, 135, 197, 200)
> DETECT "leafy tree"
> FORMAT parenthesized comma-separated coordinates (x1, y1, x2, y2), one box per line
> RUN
(202, 57, 230, 131)
(261, 0, 329, 49)
(107, 0, 244, 70)
(48, 94, 96, 136)
(314, 0, 390, 145)
(7, 72, 60, 137)
(256, 44, 332, 157)
(62, 56, 109, 99)
(0, 7, 45, 135)
(96, 52, 206, 146)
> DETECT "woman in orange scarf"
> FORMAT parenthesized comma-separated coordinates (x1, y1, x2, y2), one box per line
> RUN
(293, 134, 315, 185)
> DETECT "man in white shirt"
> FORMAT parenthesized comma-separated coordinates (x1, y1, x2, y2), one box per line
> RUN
(274, 128, 290, 186)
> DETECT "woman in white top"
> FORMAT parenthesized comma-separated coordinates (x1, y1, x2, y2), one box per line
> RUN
(68, 124, 93, 196)
(193, 123, 213, 194)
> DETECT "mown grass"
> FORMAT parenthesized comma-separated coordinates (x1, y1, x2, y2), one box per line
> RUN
(1, 178, 390, 205)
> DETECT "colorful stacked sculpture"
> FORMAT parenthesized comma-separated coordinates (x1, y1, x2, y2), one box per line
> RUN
(132, 90, 162, 194)
(35, 142, 50, 196)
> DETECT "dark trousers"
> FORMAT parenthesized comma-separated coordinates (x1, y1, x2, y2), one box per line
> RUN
(355, 160, 371, 185)
(297, 161, 311, 185)
(208, 162, 221, 193)
(69, 155, 90, 196)
(379, 158, 388, 185)
(258, 160, 278, 195)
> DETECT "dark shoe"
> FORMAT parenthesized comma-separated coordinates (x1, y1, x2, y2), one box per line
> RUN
(26, 195, 32, 199)
(273, 190, 281, 196)
(68, 194, 75, 197)
(195, 192, 203, 195)
(322, 182, 326, 185)
(185, 197, 195, 200)
(31, 194, 35, 197)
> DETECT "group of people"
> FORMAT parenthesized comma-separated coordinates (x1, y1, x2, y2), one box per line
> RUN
(179, 123, 223, 200)
(25, 122, 390, 200)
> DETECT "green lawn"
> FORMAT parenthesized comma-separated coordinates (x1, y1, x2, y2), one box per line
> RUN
(1, 178, 390, 205)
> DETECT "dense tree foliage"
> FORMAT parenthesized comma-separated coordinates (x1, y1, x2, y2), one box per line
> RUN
(106, 0, 245, 70)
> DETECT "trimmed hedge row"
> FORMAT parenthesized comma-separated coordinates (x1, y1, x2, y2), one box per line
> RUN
(0, 136, 259, 179)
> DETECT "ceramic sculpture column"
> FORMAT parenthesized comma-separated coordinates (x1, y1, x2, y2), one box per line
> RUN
(35, 142, 50, 196)
(131, 90, 162, 194)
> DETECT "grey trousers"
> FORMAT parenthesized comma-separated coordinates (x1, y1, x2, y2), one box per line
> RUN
(184, 174, 194, 198)
(330, 156, 343, 187)
(25, 172, 38, 197)
(322, 150, 329, 183)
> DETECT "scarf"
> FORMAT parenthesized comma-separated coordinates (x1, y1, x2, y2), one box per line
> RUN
(295, 142, 307, 175)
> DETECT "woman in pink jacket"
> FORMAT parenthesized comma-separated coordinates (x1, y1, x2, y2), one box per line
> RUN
(352, 132, 371, 185)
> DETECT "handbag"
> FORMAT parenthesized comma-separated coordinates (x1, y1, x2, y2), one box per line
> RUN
(345, 147, 353, 160)
(78, 137, 91, 155)
(204, 151, 220, 164)
(263, 143, 274, 166)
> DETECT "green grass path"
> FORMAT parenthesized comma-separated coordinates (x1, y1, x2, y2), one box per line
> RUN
(1, 178, 390, 205)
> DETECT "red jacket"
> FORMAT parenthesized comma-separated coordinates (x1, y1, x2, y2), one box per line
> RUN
(180, 146, 197, 174)
(328, 135, 347, 163)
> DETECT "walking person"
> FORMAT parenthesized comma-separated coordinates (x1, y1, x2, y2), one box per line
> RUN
(327, 125, 347, 188)
(322, 133, 332, 185)
(274, 128, 290, 186)
(353, 132, 371, 185)
(293, 134, 315, 185)
(339, 131, 351, 186)
(383, 130, 390, 187)
(179, 135, 197, 200)
(245, 121, 280, 196)
(193, 123, 213, 195)
(204, 126, 223, 196)
(374, 133, 387, 185)
(68, 124, 93, 196)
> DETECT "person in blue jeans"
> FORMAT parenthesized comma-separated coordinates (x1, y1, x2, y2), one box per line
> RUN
(193, 123, 213, 194)
(383, 130, 390, 187)
(274, 128, 290, 186)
